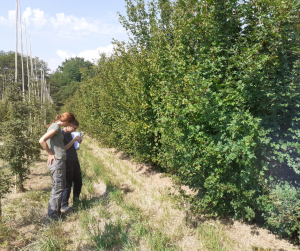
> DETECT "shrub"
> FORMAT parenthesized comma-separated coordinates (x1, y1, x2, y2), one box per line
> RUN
(262, 181, 300, 240)
(61, 0, 300, 237)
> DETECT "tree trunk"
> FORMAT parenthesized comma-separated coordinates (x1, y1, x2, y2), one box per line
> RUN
(19, 173, 24, 192)
(15, 174, 17, 194)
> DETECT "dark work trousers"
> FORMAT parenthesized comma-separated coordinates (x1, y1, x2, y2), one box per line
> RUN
(61, 159, 82, 208)
(47, 159, 66, 218)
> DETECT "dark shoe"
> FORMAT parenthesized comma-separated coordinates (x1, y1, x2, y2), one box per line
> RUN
(43, 216, 61, 224)
(61, 206, 75, 214)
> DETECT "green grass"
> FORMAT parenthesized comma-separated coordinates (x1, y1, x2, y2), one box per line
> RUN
(91, 219, 129, 250)
(196, 223, 231, 251)
(147, 229, 181, 251)
(77, 139, 183, 250)
(1, 136, 240, 251)
(0, 222, 21, 248)
(2, 190, 49, 224)
(22, 190, 49, 204)
(23, 220, 69, 251)
(75, 137, 245, 251)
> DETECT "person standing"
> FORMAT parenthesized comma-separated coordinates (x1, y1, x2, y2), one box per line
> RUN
(61, 119, 83, 213)
(39, 112, 76, 220)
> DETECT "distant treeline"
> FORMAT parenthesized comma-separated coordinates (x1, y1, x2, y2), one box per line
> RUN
(61, 0, 300, 240)
(49, 57, 93, 109)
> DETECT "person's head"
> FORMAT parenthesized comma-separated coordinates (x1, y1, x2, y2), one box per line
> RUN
(64, 119, 79, 133)
(47, 112, 75, 128)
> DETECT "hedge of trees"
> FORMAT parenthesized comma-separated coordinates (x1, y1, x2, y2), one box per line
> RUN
(61, 0, 300, 240)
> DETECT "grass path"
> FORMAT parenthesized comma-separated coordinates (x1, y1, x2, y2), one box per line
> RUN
(0, 137, 298, 250)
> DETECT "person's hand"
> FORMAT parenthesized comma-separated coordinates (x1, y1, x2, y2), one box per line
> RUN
(79, 138, 83, 143)
(47, 154, 56, 165)
(73, 136, 82, 142)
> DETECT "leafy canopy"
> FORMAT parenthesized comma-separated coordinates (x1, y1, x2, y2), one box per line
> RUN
(61, 0, 300, 240)
(50, 57, 93, 109)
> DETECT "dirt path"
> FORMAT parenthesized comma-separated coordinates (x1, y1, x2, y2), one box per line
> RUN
(0, 137, 298, 250)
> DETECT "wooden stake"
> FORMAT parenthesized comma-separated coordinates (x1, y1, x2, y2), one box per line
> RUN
(14, 0, 18, 192)
(15, 0, 18, 82)
(24, 18, 30, 97)
(2, 74, 4, 100)
(19, 0, 25, 98)
(15, 175, 17, 194)
(29, 36, 36, 96)
(41, 69, 43, 103)
(34, 55, 37, 78)
(24, 19, 32, 133)
(29, 36, 34, 77)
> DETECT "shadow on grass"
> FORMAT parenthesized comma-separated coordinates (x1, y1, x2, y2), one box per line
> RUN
(114, 150, 164, 178)
(75, 186, 110, 211)
(29, 172, 50, 177)
(40, 187, 52, 192)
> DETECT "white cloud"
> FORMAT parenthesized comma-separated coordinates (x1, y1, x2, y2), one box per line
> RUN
(49, 13, 99, 34)
(48, 57, 62, 72)
(0, 7, 125, 37)
(57, 50, 71, 61)
(23, 7, 32, 26)
(0, 16, 8, 25)
(57, 45, 115, 62)
(0, 10, 15, 25)
(31, 9, 47, 29)
(48, 45, 115, 71)
(8, 10, 15, 23)
(77, 45, 115, 62)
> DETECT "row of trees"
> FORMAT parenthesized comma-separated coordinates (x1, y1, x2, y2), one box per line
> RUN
(0, 0, 56, 220)
(61, 0, 300, 240)
(0, 54, 56, 219)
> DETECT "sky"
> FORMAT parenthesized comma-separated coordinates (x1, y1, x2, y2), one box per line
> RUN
(0, 0, 129, 71)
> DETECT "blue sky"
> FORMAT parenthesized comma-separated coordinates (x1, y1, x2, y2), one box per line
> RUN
(0, 0, 129, 71)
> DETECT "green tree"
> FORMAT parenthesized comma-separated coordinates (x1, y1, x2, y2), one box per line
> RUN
(0, 82, 40, 192)
(0, 167, 11, 221)
(62, 0, 300, 239)
(50, 57, 93, 109)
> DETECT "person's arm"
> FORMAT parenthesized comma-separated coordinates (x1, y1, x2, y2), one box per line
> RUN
(65, 136, 82, 150)
(39, 129, 57, 165)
